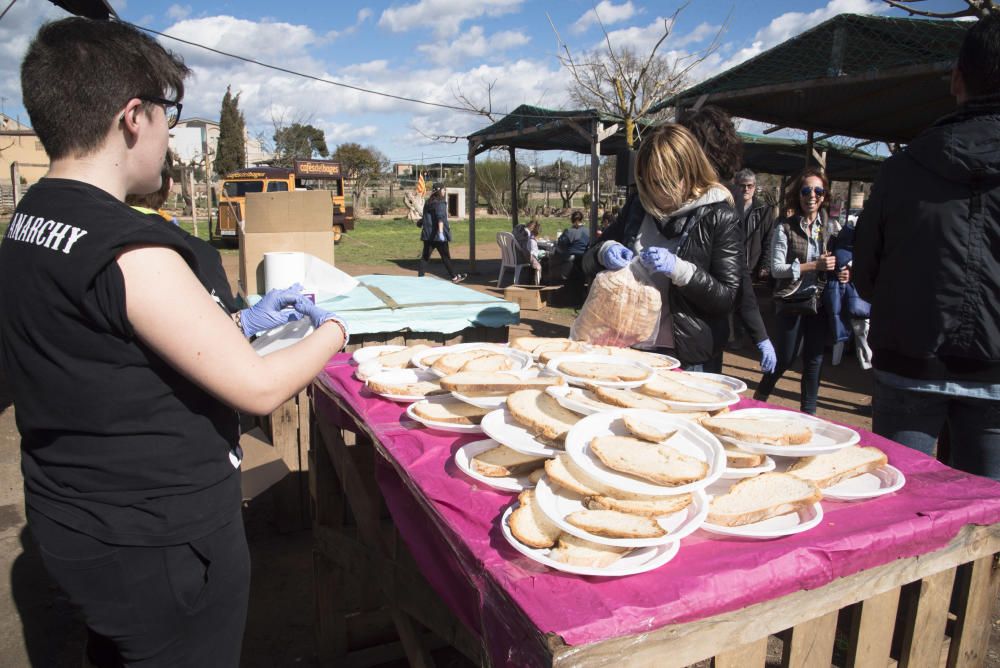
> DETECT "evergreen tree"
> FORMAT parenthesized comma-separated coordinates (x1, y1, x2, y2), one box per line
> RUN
(215, 85, 247, 176)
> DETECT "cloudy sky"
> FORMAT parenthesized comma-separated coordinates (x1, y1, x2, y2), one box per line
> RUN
(0, 0, 961, 166)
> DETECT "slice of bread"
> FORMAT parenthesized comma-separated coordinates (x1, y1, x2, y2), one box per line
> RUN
(565, 509, 667, 539)
(622, 415, 677, 443)
(506, 389, 581, 443)
(470, 445, 547, 477)
(723, 443, 767, 468)
(787, 445, 888, 488)
(544, 455, 610, 497)
(439, 372, 564, 395)
(538, 348, 592, 364)
(548, 534, 629, 568)
(432, 349, 494, 376)
(509, 490, 561, 549)
(420, 352, 446, 367)
(558, 361, 649, 383)
(527, 467, 546, 485)
(368, 378, 445, 397)
(671, 370, 733, 392)
(594, 346, 677, 368)
(562, 389, 619, 413)
(639, 373, 721, 403)
(590, 435, 709, 486)
(533, 340, 586, 357)
(376, 344, 431, 368)
(591, 386, 670, 410)
(701, 416, 812, 446)
(510, 336, 572, 353)
(585, 493, 692, 518)
(412, 400, 490, 425)
(461, 353, 516, 373)
(707, 472, 821, 526)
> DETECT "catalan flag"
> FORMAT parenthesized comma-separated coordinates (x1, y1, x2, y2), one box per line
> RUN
(416, 172, 426, 196)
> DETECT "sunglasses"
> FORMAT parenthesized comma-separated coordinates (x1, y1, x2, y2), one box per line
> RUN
(737, 183, 756, 190)
(800, 186, 825, 197)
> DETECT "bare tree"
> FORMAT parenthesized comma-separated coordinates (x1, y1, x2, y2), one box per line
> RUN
(550, 3, 727, 148)
(538, 159, 589, 209)
(881, 0, 997, 18)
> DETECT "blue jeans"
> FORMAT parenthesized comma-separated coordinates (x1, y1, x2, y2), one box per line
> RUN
(755, 311, 827, 414)
(873, 379, 1000, 481)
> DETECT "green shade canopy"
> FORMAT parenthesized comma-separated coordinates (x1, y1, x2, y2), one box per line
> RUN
(655, 14, 969, 144)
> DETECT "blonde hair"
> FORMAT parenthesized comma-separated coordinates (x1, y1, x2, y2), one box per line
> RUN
(635, 123, 731, 220)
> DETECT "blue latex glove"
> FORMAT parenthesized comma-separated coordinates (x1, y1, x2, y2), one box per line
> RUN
(757, 339, 777, 374)
(639, 246, 677, 276)
(436, 231, 446, 242)
(294, 297, 346, 333)
(239, 283, 303, 337)
(599, 242, 634, 270)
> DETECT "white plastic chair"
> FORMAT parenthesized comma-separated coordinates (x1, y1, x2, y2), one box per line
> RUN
(496, 231, 536, 286)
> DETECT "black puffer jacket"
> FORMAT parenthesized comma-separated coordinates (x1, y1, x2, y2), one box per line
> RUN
(854, 100, 1000, 382)
(583, 192, 743, 364)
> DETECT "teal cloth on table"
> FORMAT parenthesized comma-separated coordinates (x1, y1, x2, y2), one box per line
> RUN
(316, 275, 519, 335)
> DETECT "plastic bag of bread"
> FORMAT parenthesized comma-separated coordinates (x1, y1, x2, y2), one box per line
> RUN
(570, 259, 661, 347)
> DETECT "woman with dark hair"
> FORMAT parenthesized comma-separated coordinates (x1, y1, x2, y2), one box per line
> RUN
(677, 106, 776, 375)
(419, 182, 466, 283)
(582, 123, 742, 369)
(753, 167, 837, 413)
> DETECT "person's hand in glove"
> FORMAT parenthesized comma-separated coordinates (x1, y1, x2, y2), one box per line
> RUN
(599, 242, 634, 270)
(757, 339, 777, 374)
(238, 283, 303, 337)
(639, 246, 677, 276)
(436, 230, 446, 242)
(293, 297, 349, 347)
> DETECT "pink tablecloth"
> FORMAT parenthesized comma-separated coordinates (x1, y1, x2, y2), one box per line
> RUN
(316, 354, 1000, 666)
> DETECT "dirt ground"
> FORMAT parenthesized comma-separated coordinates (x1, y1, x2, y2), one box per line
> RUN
(0, 242, 995, 667)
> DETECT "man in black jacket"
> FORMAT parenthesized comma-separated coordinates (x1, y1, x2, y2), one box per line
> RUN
(854, 14, 1000, 481)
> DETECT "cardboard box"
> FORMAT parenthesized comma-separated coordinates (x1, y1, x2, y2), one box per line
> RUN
(503, 285, 559, 311)
(239, 191, 334, 296)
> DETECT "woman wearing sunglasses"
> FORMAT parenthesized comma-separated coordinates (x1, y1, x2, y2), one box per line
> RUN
(753, 166, 837, 414)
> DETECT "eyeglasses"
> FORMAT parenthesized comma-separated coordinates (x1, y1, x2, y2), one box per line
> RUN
(139, 95, 182, 129)
(800, 186, 825, 197)
(737, 183, 756, 190)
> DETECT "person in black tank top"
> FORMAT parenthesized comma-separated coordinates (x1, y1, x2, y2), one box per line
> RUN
(1, 19, 349, 666)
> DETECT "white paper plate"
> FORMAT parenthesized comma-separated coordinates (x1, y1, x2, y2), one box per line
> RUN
(564, 409, 726, 497)
(545, 384, 618, 416)
(453, 439, 547, 492)
(700, 501, 824, 539)
(546, 354, 655, 389)
(500, 505, 680, 577)
(821, 465, 906, 501)
(351, 345, 407, 365)
(721, 455, 777, 479)
(593, 347, 681, 370)
(533, 477, 708, 547)
(711, 408, 861, 457)
(647, 374, 742, 411)
(405, 398, 485, 433)
(251, 318, 314, 356)
(480, 409, 562, 457)
(450, 391, 508, 409)
(365, 368, 445, 403)
(674, 371, 748, 394)
(411, 342, 505, 369)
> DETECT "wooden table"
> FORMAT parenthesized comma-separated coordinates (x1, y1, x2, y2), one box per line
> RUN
(307, 358, 1000, 668)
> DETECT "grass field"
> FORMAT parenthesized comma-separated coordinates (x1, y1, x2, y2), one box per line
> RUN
(0, 215, 516, 266)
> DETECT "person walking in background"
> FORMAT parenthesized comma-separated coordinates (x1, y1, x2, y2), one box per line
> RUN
(753, 167, 836, 414)
(582, 123, 742, 371)
(677, 107, 776, 375)
(419, 182, 466, 284)
(732, 168, 776, 283)
(854, 14, 1000, 480)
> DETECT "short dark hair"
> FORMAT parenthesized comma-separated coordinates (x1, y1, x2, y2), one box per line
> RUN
(570, 211, 584, 223)
(21, 17, 189, 160)
(676, 105, 743, 181)
(957, 13, 1000, 97)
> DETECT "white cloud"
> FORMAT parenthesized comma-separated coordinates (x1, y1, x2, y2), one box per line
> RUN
(417, 26, 530, 65)
(323, 122, 379, 142)
(571, 1, 638, 35)
(357, 8, 373, 23)
(379, 0, 524, 37)
(716, 0, 887, 72)
(166, 4, 192, 21)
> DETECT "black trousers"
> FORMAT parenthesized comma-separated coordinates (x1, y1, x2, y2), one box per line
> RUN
(418, 240, 457, 278)
(28, 509, 250, 667)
